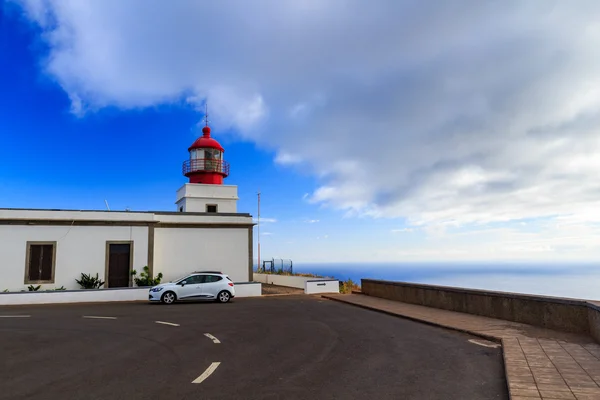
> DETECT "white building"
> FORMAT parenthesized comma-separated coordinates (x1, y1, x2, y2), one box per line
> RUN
(0, 123, 254, 291)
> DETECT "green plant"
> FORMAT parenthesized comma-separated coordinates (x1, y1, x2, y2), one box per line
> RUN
(339, 279, 360, 294)
(27, 285, 41, 292)
(131, 266, 163, 287)
(2, 289, 8, 293)
(54, 286, 66, 291)
(75, 273, 105, 289)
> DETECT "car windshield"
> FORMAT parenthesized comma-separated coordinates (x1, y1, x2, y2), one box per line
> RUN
(171, 274, 192, 283)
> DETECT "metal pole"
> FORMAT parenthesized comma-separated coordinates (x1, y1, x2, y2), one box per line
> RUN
(257, 190, 261, 273)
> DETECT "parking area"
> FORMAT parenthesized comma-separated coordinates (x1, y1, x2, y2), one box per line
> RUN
(0, 295, 508, 400)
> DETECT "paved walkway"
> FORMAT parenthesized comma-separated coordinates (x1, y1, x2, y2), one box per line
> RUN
(323, 294, 600, 400)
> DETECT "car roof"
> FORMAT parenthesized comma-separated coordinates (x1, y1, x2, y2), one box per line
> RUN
(191, 271, 224, 275)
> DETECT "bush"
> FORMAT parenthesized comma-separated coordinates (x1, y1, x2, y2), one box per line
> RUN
(339, 279, 360, 294)
(54, 286, 66, 291)
(131, 266, 163, 287)
(76, 273, 105, 289)
(27, 285, 41, 291)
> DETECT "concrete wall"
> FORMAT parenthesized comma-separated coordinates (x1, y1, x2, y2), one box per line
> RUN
(0, 287, 149, 305)
(253, 273, 319, 289)
(0, 282, 261, 305)
(305, 280, 339, 294)
(0, 225, 149, 291)
(362, 279, 591, 335)
(234, 282, 262, 297)
(154, 227, 250, 283)
(588, 304, 600, 343)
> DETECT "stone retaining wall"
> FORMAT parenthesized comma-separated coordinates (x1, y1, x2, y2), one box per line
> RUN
(362, 279, 598, 337)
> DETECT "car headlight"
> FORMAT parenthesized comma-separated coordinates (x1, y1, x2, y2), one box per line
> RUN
(151, 287, 164, 293)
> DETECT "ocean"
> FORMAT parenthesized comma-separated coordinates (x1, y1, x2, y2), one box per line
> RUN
(282, 262, 600, 301)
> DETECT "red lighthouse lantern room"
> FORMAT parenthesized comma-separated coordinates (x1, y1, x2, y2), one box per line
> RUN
(182, 120, 230, 185)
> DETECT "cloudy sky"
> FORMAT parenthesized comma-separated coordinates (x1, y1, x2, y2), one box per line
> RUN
(2, 0, 600, 264)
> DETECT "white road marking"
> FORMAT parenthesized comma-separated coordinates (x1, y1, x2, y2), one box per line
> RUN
(155, 321, 180, 327)
(0, 315, 30, 318)
(204, 333, 221, 344)
(192, 362, 221, 384)
(82, 316, 117, 320)
(469, 339, 501, 348)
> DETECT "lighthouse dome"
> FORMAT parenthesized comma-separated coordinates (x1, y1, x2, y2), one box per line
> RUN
(187, 126, 225, 152)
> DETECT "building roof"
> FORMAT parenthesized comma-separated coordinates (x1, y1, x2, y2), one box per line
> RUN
(0, 207, 251, 218)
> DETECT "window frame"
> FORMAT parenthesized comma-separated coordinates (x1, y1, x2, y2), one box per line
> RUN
(206, 204, 218, 213)
(24, 241, 57, 284)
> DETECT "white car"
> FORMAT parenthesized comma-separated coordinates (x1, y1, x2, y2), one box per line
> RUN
(148, 271, 235, 304)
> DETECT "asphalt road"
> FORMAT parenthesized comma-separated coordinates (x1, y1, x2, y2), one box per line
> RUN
(0, 295, 508, 400)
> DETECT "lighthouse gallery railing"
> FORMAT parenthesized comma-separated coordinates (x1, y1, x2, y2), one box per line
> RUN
(182, 159, 230, 176)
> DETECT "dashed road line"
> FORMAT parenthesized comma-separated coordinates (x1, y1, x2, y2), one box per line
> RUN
(155, 321, 180, 327)
(0, 315, 30, 318)
(82, 316, 117, 320)
(192, 362, 221, 384)
(469, 339, 501, 348)
(204, 333, 221, 344)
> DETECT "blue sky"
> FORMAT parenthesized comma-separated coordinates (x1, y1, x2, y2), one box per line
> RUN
(2, 1, 600, 264)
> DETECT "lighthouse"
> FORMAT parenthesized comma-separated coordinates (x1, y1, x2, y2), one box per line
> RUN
(0, 105, 256, 293)
(175, 110, 239, 213)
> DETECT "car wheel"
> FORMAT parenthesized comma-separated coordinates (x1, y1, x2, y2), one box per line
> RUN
(161, 291, 176, 304)
(217, 290, 231, 303)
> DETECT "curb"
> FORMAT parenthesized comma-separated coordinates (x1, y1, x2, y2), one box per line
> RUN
(259, 293, 304, 297)
(321, 294, 503, 344)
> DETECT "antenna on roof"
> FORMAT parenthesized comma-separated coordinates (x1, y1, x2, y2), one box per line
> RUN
(104, 200, 111, 211)
(204, 102, 209, 127)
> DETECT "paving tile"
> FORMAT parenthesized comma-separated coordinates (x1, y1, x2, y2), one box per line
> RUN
(569, 387, 600, 394)
(536, 384, 572, 391)
(512, 389, 543, 397)
(572, 393, 600, 400)
(510, 382, 541, 390)
(537, 378, 568, 385)
(538, 390, 575, 399)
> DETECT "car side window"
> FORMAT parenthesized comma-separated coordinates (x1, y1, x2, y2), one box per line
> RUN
(183, 275, 203, 284)
(205, 275, 223, 283)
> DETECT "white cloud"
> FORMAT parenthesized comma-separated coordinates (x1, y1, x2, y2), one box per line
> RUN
(391, 228, 413, 233)
(254, 217, 277, 223)
(274, 152, 302, 165)
(304, 219, 320, 224)
(261, 232, 273, 236)
(14, 0, 600, 240)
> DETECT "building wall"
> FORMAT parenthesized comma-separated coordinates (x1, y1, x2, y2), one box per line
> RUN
(0, 225, 148, 291)
(154, 227, 250, 283)
(175, 183, 238, 213)
(176, 197, 237, 213)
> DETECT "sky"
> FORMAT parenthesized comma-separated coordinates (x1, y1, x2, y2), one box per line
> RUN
(2, 0, 600, 264)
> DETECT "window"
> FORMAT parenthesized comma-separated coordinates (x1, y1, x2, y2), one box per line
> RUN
(179, 206, 184, 212)
(181, 275, 205, 285)
(206, 204, 218, 213)
(205, 275, 223, 283)
(25, 242, 56, 284)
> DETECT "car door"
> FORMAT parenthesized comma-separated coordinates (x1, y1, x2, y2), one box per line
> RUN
(178, 275, 204, 300)
(202, 275, 224, 299)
